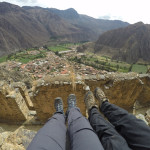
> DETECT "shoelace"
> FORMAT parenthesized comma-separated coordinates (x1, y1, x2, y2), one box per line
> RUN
(68, 99, 76, 108)
(56, 103, 63, 112)
(87, 94, 94, 102)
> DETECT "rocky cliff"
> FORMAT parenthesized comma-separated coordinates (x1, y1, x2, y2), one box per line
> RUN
(0, 73, 150, 149)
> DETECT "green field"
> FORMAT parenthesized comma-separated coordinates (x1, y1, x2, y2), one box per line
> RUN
(70, 54, 131, 72)
(131, 64, 148, 73)
(48, 45, 69, 52)
(0, 43, 81, 64)
(69, 53, 149, 73)
(0, 56, 7, 63)
(48, 43, 80, 52)
(0, 50, 46, 64)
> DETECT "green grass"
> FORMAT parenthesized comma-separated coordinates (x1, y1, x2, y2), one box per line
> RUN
(69, 54, 132, 73)
(14, 53, 46, 63)
(48, 43, 81, 52)
(0, 50, 46, 64)
(0, 43, 81, 64)
(48, 45, 69, 52)
(0, 56, 7, 63)
(131, 64, 148, 73)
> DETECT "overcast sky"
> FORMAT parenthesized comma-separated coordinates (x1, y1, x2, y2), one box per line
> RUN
(0, 0, 150, 24)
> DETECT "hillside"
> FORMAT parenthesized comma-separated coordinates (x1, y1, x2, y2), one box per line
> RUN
(0, 2, 85, 56)
(48, 8, 129, 41)
(23, 7, 91, 42)
(0, 2, 50, 56)
(94, 22, 150, 63)
(0, 2, 129, 56)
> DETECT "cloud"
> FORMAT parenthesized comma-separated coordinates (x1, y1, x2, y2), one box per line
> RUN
(1, 0, 37, 3)
(17, 0, 37, 3)
(0, 0, 38, 6)
(99, 15, 122, 21)
(99, 15, 111, 20)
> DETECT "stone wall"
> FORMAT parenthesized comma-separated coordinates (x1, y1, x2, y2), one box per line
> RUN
(0, 82, 29, 123)
(0, 72, 150, 124)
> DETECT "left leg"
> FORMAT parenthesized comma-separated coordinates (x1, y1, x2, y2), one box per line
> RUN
(27, 97, 66, 150)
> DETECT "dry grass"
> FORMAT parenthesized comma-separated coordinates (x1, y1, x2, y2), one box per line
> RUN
(69, 65, 76, 92)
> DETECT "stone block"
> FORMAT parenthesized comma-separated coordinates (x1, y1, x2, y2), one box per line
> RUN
(0, 84, 29, 123)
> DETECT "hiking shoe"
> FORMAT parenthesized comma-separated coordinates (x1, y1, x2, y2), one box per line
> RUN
(68, 94, 77, 109)
(84, 91, 98, 111)
(94, 87, 108, 106)
(54, 97, 64, 114)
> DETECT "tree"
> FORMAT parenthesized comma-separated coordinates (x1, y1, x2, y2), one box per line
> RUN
(116, 64, 119, 71)
(128, 64, 133, 72)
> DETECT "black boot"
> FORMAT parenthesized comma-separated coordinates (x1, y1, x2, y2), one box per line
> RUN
(54, 97, 64, 114)
(67, 94, 77, 109)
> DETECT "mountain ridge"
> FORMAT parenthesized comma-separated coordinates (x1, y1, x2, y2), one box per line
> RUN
(48, 7, 129, 40)
(0, 2, 129, 56)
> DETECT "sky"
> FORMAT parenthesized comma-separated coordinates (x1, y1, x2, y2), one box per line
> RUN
(0, 0, 150, 24)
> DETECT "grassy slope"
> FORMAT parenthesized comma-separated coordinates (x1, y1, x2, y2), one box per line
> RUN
(132, 64, 148, 73)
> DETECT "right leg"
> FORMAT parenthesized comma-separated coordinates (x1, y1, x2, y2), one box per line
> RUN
(95, 87, 150, 150)
(85, 91, 131, 150)
(67, 94, 104, 150)
(89, 106, 131, 150)
(101, 101, 150, 150)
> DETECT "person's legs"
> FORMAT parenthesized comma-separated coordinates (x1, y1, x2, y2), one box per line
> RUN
(67, 94, 104, 150)
(85, 91, 131, 150)
(95, 87, 150, 150)
(101, 101, 150, 150)
(27, 97, 66, 150)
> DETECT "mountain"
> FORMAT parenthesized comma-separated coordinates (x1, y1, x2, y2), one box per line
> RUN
(94, 22, 150, 63)
(23, 7, 93, 42)
(0, 2, 49, 56)
(0, 2, 129, 56)
(47, 8, 129, 41)
(0, 3, 88, 56)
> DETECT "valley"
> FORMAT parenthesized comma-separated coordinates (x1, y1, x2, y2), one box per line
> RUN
(0, 42, 149, 79)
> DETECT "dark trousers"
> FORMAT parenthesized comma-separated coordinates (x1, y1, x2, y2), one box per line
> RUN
(89, 101, 150, 150)
(27, 108, 104, 150)
(27, 113, 66, 150)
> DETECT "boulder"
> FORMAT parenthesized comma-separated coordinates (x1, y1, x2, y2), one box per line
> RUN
(136, 114, 148, 125)
(0, 82, 29, 123)
(145, 109, 150, 125)
(1, 127, 37, 150)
